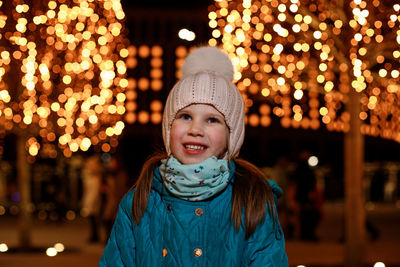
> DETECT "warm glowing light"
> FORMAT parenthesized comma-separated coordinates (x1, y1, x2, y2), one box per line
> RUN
(294, 89, 303, 100)
(0, 0, 128, 157)
(261, 88, 270, 97)
(178, 29, 196, 41)
(320, 107, 328, 116)
(80, 138, 91, 151)
(54, 243, 65, 253)
(207, 0, 400, 141)
(46, 247, 57, 257)
(308, 156, 319, 167)
(0, 243, 8, 252)
(277, 77, 285, 85)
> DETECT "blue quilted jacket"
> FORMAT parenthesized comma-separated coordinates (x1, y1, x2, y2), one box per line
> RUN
(100, 164, 289, 267)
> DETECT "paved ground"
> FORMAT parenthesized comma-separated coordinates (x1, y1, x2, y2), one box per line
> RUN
(0, 202, 399, 267)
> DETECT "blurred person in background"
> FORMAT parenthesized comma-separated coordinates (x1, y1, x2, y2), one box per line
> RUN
(102, 155, 128, 241)
(262, 156, 292, 238)
(289, 149, 323, 241)
(81, 153, 104, 243)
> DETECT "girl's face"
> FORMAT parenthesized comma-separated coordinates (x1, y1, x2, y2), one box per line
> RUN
(170, 104, 229, 165)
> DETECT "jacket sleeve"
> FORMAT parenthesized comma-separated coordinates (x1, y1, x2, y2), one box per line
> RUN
(99, 191, 136, 267)
(244, 180, 289, 267)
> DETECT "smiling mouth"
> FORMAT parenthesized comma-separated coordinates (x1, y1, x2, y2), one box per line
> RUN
(184, 144, 206, 151)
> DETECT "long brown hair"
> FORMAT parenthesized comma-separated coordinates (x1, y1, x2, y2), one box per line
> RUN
(131, 152, 167, 223)
(232, 158, 276, 239)
(131, 155, 276, 239)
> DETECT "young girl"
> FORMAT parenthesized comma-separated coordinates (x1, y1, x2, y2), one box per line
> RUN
(100, 46, 289, 266)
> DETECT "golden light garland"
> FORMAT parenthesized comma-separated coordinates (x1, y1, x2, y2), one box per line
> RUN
(0, 0, 128, 159)
(124, 44, 164, 125)
(208, 0, 400, 142)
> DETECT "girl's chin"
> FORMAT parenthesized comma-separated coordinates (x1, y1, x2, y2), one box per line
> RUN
(176, 154, 209, 165)
(181, 157, 207, 165)
(172, 148, 227, 164)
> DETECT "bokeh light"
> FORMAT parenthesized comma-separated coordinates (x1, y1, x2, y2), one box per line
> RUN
(46, 247, 57, 257)
(0, 0, 128, 158)
(208, 0, 400, 143)
(0, 243, 8, 253)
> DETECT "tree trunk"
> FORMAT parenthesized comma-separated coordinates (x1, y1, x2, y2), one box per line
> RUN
(0, 161, 7, 202)
(344, 89, 366, 266)
(17, 134, 32, 250)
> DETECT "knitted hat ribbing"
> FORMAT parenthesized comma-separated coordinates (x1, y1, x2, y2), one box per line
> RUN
(162, 46, 245, 158)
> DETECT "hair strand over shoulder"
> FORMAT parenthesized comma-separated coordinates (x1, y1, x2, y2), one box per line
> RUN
(132, 153, 167, 224)
(231, 158, 276, 239)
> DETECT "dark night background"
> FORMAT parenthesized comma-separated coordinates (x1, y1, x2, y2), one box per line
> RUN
(2, 0, 400, 201)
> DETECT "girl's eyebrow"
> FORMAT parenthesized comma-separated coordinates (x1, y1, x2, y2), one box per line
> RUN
(207, 111, 225, 118)
(200, 111, 221, 117)
(176, 109, 190, 115)
(176, 108, 224, 119)
(210, 114, 224, 119)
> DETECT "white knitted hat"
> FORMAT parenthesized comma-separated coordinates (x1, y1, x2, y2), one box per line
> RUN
(162, 46, 245, 158)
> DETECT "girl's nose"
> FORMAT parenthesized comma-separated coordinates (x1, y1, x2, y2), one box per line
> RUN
(188, 121, 203, 136)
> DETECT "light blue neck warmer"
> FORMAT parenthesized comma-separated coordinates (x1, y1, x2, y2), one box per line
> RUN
(159, 156, 230, 201)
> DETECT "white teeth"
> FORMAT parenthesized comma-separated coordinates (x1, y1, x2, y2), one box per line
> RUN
(185, 144, 205, 150)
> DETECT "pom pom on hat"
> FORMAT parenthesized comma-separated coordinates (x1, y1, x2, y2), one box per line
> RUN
(181, 46, 234, 82)
(162, 46, 245, 159)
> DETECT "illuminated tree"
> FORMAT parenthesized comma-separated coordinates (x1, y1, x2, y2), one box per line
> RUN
(209, 0, 399, 136)
(208, 0, 399, 266)
(0, 0, 128, 248)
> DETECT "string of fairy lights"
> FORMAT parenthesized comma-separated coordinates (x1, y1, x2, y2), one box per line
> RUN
(124, 45, 164, 125)
(0, 0, 128, 160)
(123, 44, 190, 126)
(207, 0, 400, 142)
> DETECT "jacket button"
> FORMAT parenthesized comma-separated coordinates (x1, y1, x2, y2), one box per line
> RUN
(166, 204, 172, 212)
(195, 208, 203, 216)
(162, 248, 167, 257)
(193, 248, 202, 257)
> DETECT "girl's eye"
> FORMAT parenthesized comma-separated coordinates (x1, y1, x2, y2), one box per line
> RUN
(178, 113, 191, 120)
(207, 117, 220, 123)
